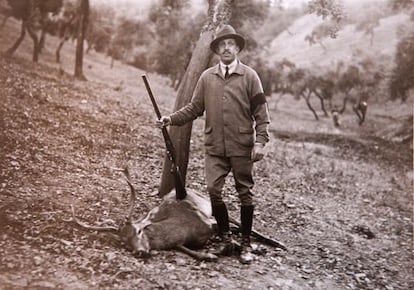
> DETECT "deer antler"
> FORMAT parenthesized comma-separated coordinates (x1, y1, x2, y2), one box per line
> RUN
(70, 205, 118, 233)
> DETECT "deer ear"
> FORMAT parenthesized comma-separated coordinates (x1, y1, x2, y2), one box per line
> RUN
(119, 223, 136, 241)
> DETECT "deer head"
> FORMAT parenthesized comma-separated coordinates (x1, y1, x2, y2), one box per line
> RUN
(70, 168, 217, 261)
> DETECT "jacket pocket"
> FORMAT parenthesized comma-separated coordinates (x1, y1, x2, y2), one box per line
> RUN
(237, 126, 255, 147)
(204, 126, 213, 147)
(239, 127, 254, 134)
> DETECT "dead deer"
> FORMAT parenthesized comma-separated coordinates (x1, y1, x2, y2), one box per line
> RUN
(70, 168, 218, 261)
(69, 169, 287, 261)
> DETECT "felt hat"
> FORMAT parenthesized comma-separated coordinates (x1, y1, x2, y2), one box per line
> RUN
(210, 24, 245, 53)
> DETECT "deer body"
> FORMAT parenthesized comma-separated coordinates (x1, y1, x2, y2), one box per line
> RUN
(122, 189, 214, 256)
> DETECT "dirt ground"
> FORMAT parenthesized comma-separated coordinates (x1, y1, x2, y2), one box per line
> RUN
(0, 19, 413, 290)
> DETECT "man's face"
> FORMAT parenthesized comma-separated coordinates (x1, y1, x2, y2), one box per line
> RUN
(217, 38, 239, 64)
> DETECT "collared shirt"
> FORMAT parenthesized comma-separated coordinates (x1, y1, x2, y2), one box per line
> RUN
(219, 59, 238, 78)
(170, 61, 270, 157)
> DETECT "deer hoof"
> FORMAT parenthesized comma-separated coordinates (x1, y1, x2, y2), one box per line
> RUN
(214, 240, 241, 257)
(203, 253, 219, 262)
(132, 250, 151, 259)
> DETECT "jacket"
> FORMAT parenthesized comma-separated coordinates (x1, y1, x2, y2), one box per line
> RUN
(170, 61, 270, 157)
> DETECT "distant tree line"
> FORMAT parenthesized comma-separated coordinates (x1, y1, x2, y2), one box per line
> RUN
(304, 0, 414, 105)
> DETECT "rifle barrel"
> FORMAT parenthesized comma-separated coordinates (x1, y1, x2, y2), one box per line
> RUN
(141, 74, 187, 200)
(142, 75, 162, 119)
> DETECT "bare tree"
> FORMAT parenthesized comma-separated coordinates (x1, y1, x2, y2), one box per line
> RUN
(304, 23, 331, 51)
(74, 0, 89, 80)
(3, 0, 62, 62)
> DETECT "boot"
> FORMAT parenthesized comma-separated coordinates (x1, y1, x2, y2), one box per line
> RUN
(212, 203, 237, 256)
(239, 205, 254, 264)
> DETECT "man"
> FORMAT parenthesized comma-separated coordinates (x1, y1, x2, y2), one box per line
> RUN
(157, 25, 270, 264)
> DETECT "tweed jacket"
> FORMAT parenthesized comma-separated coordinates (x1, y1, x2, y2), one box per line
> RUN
(170, 61, 270, 157)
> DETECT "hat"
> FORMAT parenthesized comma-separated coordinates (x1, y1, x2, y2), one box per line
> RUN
(210, 25, 245, 53)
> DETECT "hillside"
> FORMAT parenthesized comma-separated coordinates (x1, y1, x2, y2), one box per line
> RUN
(261, 8, 413, 145)
(264, 12, 410, 69)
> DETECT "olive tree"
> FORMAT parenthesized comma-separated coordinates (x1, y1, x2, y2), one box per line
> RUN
(74, 0, 89, 80)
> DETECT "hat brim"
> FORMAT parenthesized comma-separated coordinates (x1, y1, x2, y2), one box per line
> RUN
(210, 33, 245, 54)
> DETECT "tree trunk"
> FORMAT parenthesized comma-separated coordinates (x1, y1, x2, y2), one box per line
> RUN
(304, 91, 319, 121)
(26, 23, 40, 62)
(5, 20, 26, 57)
(39, 29, 46, 53)
(158, 0, 234, 196)
(56, 38, 66, 63)
(74, 0, 89, 80)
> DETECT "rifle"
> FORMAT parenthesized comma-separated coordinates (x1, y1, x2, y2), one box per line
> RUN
(141, 74, 187, 200)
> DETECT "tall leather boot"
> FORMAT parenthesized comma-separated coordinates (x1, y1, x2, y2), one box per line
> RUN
(212, 203, 237, 256)
(239, 205, 254, 264)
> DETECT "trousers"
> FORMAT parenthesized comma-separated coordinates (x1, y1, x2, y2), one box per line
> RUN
(205, 154, 254, 206)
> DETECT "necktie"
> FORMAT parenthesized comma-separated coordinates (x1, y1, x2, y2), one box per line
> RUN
(225, 66, 229, 79)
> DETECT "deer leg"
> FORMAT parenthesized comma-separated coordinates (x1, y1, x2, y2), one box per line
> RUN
(250, 229, 288, 251)
(229, 218, 287, 251)
(176, 245, 218, 262)
(5, 20, 26, 57)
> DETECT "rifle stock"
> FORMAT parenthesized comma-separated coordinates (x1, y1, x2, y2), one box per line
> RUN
(141, 74, 187, 200)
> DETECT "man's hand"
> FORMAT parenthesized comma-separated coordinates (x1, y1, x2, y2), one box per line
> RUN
(156, 116, 172, 128)
(251, 142, 265, 162)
